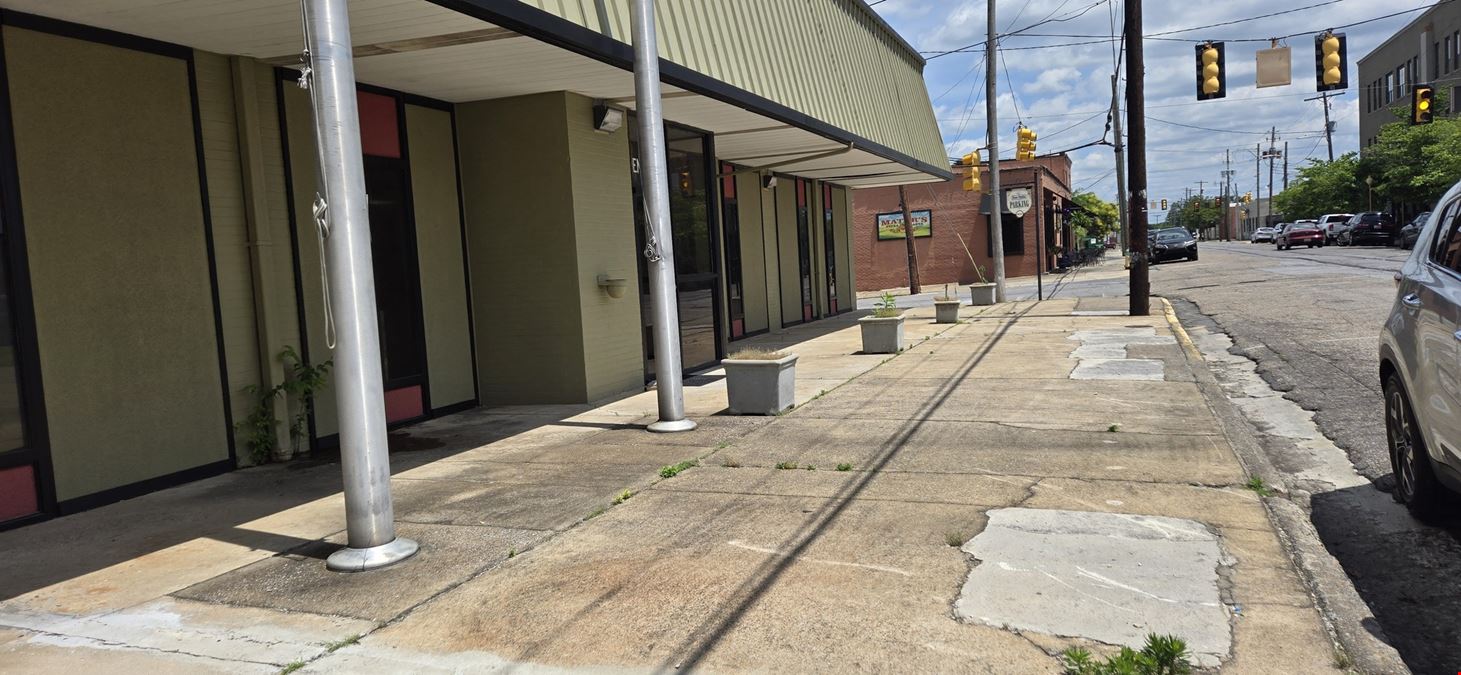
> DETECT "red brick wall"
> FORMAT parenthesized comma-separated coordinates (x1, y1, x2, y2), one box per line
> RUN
(853, 159, 1071, 292)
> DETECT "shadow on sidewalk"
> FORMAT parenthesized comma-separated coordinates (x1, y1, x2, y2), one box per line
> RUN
(659, 302, 1041, 671)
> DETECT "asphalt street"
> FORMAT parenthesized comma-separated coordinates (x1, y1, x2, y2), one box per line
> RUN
(1152, 240, 1461, 674)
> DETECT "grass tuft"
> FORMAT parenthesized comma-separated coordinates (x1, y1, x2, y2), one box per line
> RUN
(944, 530, 968, 547)
(324, 634, 361, 653)
(612, 489, 635, 505)
(1060, 634, 1193, 674)
(775, 461, 799, 470)
(659, 460, 698, 478)
(280, 662, 307, 675)
(1107, 423, 1121, 432)
(1245, 476, 1274, 497)
(836, 463, 853, 472)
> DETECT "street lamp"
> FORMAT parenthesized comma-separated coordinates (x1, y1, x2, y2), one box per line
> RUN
(1365, 175, 1374, 211)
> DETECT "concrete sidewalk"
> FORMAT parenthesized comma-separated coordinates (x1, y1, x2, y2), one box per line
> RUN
(0, 299, 1341, 673)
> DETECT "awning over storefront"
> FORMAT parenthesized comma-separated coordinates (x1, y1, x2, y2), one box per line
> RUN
(7, 0, 949, 187)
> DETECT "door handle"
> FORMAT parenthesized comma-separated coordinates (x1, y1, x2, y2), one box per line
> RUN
(1401, 293, 1422, 308)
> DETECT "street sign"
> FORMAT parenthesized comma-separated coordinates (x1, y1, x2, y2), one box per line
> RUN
(1006, 188, 1032, 217)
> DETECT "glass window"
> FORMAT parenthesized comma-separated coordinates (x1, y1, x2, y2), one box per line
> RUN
(821, 184, 838, 314)
(1386, 73, 1394, 103)
(719, 163, 745, 339)
(1449, 36, 1455, 72)
(1431, 200, 1461, 273)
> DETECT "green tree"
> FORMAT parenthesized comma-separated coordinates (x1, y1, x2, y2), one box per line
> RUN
(1164, 195, 1220, 230)
(1069, 190, 1119, 241)
(1272, 152, 1365, 219)
(1365, 115, 1461, 211)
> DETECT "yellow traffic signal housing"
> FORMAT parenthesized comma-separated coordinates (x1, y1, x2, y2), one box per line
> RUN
(1243, 192, 1252, 204)
(1314, 32, 1348, 92)
(1412, 84, 1435, 125)
(1015, 127, 1037, 160)
(1160, 198, 1168, 210)
(1195, 42, 1226, 100)
(961, 151, 981, 192)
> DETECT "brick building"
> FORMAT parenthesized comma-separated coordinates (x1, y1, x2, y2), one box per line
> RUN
(853, 156, 1074, 292)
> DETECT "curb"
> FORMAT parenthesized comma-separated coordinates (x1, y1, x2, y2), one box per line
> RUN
(1161, 298, 1410, 675)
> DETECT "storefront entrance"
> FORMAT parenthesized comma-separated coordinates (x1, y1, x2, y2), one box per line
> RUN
(630, 122, 722, 379)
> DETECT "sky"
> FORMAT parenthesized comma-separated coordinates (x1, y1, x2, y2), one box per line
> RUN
(868, 0, 1435, 223)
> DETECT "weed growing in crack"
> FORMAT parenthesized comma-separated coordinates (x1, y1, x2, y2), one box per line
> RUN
(775, 461, 798, 470)
(1107, 423, 1121, 432)
(323, 634, 360, 653)
(612, 489, 635, 505)
(281, 662, 307, 675)
(659, 460, 698, 478)
(507, 547, 516, 558)
(944, 530, 968, 547)
(836, 463, 853, 471)
(1060, 634, 1193, 674)
(716, 439, 734, 449)
(804, 465, 816, 471)
(585, 507, 607, 520)
(1245, 476, 1274, 497)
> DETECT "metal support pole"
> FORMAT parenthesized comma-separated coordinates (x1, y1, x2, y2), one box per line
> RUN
(1035, 171, 1044, 301)
(631, 0, 695, 433)
(1125, 0, 1149, 316)
(986, 0, 1006, 302)
(302, 0, 418, 572)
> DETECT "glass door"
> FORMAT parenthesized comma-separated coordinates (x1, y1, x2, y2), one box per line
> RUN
(821, 183, 838, 315)
(795, 178, 814, 323)
(631, 122, 723, 378)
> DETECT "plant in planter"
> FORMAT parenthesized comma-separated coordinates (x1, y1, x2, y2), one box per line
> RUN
(722, 348, 797, 415)
(859, 292, 905, 353)
(933, 283, 961, 323)
(955, 231, 997, 305)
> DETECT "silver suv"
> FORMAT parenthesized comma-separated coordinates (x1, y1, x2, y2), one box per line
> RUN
(1379, 187, 1461, 518)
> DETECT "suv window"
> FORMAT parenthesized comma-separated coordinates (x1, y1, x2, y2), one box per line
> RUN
(1432, 201, 1461, 273)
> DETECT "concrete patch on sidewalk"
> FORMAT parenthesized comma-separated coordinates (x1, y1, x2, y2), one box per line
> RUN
(954, 508, 1232, 667)
(1067, 328, 1176, 382)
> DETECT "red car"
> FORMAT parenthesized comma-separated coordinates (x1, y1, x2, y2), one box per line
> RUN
(1275, 220, 1325, 250)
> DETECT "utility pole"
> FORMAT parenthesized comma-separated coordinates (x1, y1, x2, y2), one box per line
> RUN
(631, 0, 695, 433)
(898, 185, 921, 294)
(1282, 141, 1289, 191)
(1111, 74, 1129, 254)
(1196, 180, 1206, 196)
(1223, 149, 1234, 240)
(1305, 91, 1337, 162)
(1266, 127, 1276, 223)
(1254, 143, 1261, 228)
(1125, 0, 1149, 316)
(986, 0, 1006, 302)
(302, 0, 418, 572)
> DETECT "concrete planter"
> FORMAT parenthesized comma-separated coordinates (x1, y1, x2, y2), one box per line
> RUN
(968, 283, 997, 306)
(934, 300, 961, 323)
(723, 353, 797, 415)
(859, 314, 905, 353)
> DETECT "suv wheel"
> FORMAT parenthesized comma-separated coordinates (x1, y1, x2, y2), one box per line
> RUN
(1386, 373, 1446, 519)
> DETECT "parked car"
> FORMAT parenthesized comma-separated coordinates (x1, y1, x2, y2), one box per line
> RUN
(1379, 181, 1461, 518)
(1251, 225, 1277, 243)
(1276, 220, 1325, 250)
(1151, 228, 1198, 263)
(1397, 211, 1430, 250)
(1318, 213, 1354, 244)
(1338, 212, 1397, 246)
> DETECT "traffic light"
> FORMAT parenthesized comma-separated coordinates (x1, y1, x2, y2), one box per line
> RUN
(1412, 84, 1435, 125)
(1196, 42, 1226, 100)
(1314, 32, 1348, 92)
(1015, 126, 1037, 160)
(1243, 192, 1252, 204)
(1161, 198, 1168, 210)
(961, 151, 981, 192)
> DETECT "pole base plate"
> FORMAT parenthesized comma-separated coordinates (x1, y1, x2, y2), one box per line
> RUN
(326, 537, 420, 572)
(648, 418, 698, 433)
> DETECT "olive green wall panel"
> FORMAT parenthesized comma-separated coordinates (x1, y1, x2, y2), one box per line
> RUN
(280, 84, 339, 437)
(563, 93, 642, 402)
(5, 27, 229, 500)
(775, 181, 801, 326)
(734, 172, 768, 336)
(457, 92, 588, 404)
(405, 104, 475, 410)
(834, 186, 854, 311)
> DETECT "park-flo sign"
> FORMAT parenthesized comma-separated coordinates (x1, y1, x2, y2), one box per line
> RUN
(876, 209, 932, 240)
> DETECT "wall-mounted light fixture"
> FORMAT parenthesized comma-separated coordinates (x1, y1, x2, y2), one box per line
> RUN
(596, 273, 628, 298)
(761, 172, 777, 190)
(592, 101, 624, 133)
